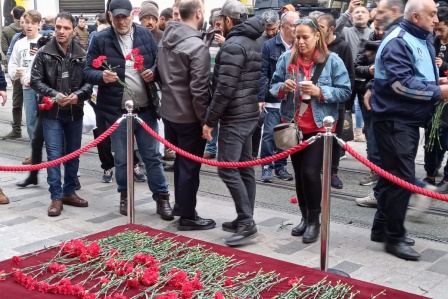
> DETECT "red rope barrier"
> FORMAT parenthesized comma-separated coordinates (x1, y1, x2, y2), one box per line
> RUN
(0, 120, 122, 172)
(138, 119, 312, 168)
(343, 142, 448, 202)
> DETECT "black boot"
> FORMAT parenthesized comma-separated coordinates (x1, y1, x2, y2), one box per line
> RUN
(16, 171, 38, 187)
(303, 209, 321, 244)
(291, 205, 307, 236)
(222, 219, 238, 233)
(156, 193, 174, 221)
(225, 222, 258, 246)
(120, 192, 127, 216)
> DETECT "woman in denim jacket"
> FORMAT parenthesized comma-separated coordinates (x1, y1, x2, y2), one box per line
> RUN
(270, 17, 351, 244)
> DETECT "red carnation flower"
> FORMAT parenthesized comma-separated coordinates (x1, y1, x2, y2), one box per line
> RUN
(113, 293, 127, 299)
(134, 62, 143, 71)
(109, 249, 119, 257)
(214, 292, 225, 299)
(49, 262, 66, 273)
(155, 292, 179, 299)
(83, 293, 96, 299)
(38, 282, 50, 293)
(125, 53, 132, 60)
(11, 256, 21, 265)
(126, 278, 139, 288)
(290, 197, 298, 204)
(287, 64, 298, 75)
(87, 242, 101, 258)
(288, 278, 300, 286)
(134, 55, 144, 64)
(131, 48, 140, 55)
(92, 58, 103, 68)
(224, 277, 234, 286)
(79, 253, 89, 263)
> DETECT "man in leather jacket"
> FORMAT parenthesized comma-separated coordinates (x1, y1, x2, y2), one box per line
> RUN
(31, 12, 93, 217)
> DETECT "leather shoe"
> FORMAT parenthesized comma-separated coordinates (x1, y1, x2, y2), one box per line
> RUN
(48, 199, 63, 217)
(120, 192, 127, 216)
(385, 242, 420, 261)
(16, 176, 38, 187)
(225, 223, 258, 246)
(302, 222, 320, 243)
(291, 218, 308, 236)
(61, 194, 88, 207)
(222, 219, 238, 233)
(157, 193, 174, 221)
(370, 234, 415, 246)
(178, 215, 216, 231)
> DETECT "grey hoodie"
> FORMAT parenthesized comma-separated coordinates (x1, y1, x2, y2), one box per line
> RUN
(157, 22, 211, 124)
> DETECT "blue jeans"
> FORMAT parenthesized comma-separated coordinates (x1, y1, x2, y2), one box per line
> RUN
(354, 97, 363, 128)
(205, 124, 219, 155)
(108, 110, 168, 200)
(43, 111, 82, 199)
(260, 107, 287, 170)
(23, 88, 38, 141)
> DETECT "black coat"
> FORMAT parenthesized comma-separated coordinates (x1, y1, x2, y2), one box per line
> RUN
(205, 16, 264, 128)
(354, 31, 382, 81)
(31, 38, 93, 121)
(84, 24, 158, 123)
(328, 34, 355, 89)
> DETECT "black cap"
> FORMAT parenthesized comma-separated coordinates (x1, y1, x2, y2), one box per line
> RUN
(109, 0, 133, 17)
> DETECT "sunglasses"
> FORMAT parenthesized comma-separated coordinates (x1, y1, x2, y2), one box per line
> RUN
(294, 18, 318, 29)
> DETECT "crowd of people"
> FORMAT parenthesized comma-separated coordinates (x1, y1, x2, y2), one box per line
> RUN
(0, 0, 447, 258)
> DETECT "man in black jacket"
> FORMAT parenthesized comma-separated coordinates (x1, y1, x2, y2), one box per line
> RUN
(318, 14, 355, 190)
(85, 0, 174, 221)
(31, 12, 93, 217)
(203, 0, 263, 246)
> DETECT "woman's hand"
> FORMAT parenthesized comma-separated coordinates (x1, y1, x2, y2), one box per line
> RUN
(300, 82, 321, 98)
(283, 79, 296, 93)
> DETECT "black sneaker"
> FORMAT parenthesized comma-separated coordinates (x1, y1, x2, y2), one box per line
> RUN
(274, 167, 293, 181)
(222, 219, 238, 233)
(436, 179, 448, 194)
(225, 223, 258, 246)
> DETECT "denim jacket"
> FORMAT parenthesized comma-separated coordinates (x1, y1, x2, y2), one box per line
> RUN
(269, 51, 351, 127)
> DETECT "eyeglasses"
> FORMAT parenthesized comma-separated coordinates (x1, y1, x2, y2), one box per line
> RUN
(294, 18, 318, 29)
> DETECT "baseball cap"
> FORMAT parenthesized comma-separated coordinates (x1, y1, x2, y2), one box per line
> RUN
(109, 0, 133, 17)
(220, 0, 248, 21)
(365, 1, 377, 11)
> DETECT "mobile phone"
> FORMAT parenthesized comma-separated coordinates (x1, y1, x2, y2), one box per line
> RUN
(214, 29, 222, 36)
(30, 43, 37, 49)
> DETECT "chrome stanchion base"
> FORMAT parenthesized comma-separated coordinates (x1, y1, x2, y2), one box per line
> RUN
(314, 267, 350, 277)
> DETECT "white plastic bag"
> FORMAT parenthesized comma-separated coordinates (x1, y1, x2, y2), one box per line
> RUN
(82, 101, 96, 134)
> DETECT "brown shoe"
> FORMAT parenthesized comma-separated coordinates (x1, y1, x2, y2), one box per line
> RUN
(162, 149, 176, 161)
(61, 193, 88, 207)
(203, 152, 216, 160)
(22, 157, 32, 165)
(48, 199, 63, 216)
(157, 193, 174, 221)
(0, 188, 10, 204)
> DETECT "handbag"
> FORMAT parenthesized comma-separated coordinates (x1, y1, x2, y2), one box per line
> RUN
(341, 110, 354, 141)
(273, 55, 329, 150)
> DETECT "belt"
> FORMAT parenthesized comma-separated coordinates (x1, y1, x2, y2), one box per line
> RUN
(122, 106, 150, 114)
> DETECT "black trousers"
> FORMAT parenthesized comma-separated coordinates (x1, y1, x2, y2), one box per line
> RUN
(331, 104, 345, 173)
(163, 119, 206, 217)
(372, 119, 419, 243)
(251, 125, 262, 158)
(290, 133, 324, 212)
(93, 111, 115, 170)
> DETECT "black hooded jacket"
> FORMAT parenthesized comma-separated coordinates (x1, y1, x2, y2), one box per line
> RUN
(328, 33, 355, 89)
(205, 16, 264, 128)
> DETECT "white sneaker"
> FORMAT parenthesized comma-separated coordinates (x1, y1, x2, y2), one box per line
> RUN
(355, 192, 377, 207)
(408, 185, 437, 219)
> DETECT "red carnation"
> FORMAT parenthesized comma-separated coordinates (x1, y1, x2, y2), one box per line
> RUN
(11, 256, 21, 265)
(79, 253, 89, 263)
(166, 269, 188, 288)
(290, 197, 298, 204)
(125, 53, 132, 60)
(131, 48, 140, 55)
(49, 262, 66, 273)
(83, 293, 96, 299)
(100, 277, 110, 284)
(445, 70, 448, 76)
(214, 292, 225, 299)
(113, 293, 127, 299)
(38, 282, 50, 293)
(71, 284, 85, 297)
(155, 292, 179, 299)
(134, 62, 143, 71)
(134, 55, 144, 64)
(92, 58, 103, 68)
(126, 278, 139, 288)
(288, 278, 300, 286)
(87, 242, 101, 258)
(109, 249, 119, 257)
(223, 278, 234, 286)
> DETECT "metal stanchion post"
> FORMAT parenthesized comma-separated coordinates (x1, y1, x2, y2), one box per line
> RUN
(125, 100, 135, 224)
(319, 116, 349, 277)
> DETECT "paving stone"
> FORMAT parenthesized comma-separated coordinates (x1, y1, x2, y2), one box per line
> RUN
(13, 239, 59, 254)
(13, 190, 49, 200)
(420, 248, 448, 263)
(305, 241, 342, 254)
(257, 217, 289, 227)
(332, 261, 363, 274)
(427, 258, 448, 275)
(10, 201, 46, 211)
(94, 185, 117, 191)
(274, 240, 311, 255)
(0, 216, 37, 226)
(85, 213, 123, 224)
